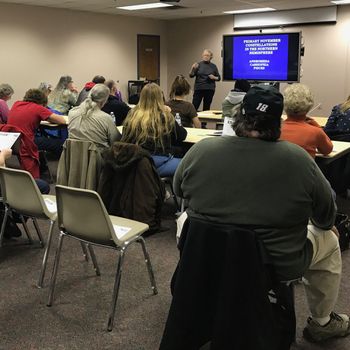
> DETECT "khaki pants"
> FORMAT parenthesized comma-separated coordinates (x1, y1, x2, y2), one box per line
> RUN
(304, 224, 342, 318)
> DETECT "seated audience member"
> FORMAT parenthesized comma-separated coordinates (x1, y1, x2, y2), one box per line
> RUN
(173, 85, 349, 343)
(0, 83, 14, 124)
(48, 75, 78, 114)
(121, 83, 187, 177)
(68, 84, 121, 151)
(280, 84, 333, 158)
(324, 95, 350, 140)
(8, 88, 66, 158)
(165, 75, 201, 128)
(38, 82, 53, 98)
(76, 75, 106, 106)
(102, 80, 131, 126)
(222, 79, 251, 119)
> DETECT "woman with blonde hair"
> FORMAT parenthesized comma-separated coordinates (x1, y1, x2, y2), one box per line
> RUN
(122, 83, 187, 177)
(280, 83, 332, 158)
(324, 95, 350, 140)
(48, 75, 78, 114)
(68, 84, 121, 151)
(166, 75, 201, 128)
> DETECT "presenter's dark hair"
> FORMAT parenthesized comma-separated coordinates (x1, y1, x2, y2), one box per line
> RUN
(169, 75, 191, 99)
(23, 89, 48, 106)
(233, 109, 281, 142)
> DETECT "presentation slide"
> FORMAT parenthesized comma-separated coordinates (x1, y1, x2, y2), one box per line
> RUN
(233, 34, 289, 80)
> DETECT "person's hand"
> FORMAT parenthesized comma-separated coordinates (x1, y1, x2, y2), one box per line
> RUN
(1, 149, 12, 160)
(164, 105, 172, 113)
(192, 62, 199, 70)
(208, 74, 217, 80)
(331, 225, 340, 238)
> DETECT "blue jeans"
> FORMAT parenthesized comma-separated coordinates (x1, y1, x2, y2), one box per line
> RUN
(35, 179, 50, 194)
(152, 155, 181, 178)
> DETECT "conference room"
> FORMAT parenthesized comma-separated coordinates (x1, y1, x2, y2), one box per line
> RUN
(1, 1, 350, 349)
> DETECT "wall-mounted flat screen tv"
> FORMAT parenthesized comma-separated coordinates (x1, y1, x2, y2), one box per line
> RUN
(222, 32, 301, 82)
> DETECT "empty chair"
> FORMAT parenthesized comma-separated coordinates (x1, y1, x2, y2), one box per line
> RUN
(47, 185, 158, 331)
(0, 167, 57, 288)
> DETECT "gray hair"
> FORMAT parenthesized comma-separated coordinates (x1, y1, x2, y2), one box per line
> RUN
(233, 108, 281, 142)
(38, 82, 52, 94)
(49, 75, 73, 104)
(283, 83, 314, 116)
(203, 49, 213, 58)
(79, 84, 109, 118)
(0, 84, 14, 99)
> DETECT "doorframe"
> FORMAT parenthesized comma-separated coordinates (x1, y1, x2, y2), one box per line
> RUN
(137, 34, 160, 84)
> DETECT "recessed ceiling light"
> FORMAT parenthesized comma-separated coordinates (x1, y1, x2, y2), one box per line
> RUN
(224, 7, 276, 15)
(117, 2, 174, 11)
(331, 0, 350, 4)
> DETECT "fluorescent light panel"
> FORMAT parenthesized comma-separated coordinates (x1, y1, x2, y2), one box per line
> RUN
(117, 2, 173, 11)
(224, 7, 276, 14)
(331, 0, 350, 4)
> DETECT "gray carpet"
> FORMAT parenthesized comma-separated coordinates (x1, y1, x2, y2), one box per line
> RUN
(1, 163, 350, 349)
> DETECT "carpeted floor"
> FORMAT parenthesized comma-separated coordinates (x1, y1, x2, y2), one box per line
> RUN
(1, 162, 350, 350)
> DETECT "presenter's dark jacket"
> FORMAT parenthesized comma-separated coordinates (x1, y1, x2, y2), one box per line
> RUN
(189, 61, 221, 91)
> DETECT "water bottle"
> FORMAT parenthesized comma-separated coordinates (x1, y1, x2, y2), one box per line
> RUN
(175, 113, 182, 126)
(110, 112, 116, 125)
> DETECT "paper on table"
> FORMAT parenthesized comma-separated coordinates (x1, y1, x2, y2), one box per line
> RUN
(222, 117, 236, 136)
(0, 132, 20, 151)
(113, 225, 132, 239)
(44, 198, 57, 213)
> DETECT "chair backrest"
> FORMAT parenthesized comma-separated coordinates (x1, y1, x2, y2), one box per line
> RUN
(56, 138, 102, 191)
(55, 185, 122, 246)
(161, 217, 295, 350)
(0, 167, 49, 218)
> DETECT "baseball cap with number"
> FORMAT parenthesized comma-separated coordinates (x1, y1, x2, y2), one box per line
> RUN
(242, 85, 284, 119)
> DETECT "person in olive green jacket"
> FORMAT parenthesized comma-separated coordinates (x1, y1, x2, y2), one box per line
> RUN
(174, 85, 349, 343)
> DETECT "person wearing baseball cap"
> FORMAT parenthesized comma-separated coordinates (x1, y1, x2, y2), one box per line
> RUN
(171, 84, 348, 344)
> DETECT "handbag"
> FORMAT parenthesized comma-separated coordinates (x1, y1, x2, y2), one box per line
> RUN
(335, 212, 350, 251)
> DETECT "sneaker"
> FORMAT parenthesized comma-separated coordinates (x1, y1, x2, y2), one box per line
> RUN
(303, 312, 350, 342)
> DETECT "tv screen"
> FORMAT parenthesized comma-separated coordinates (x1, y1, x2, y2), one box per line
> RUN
(223, 32, 301, 82)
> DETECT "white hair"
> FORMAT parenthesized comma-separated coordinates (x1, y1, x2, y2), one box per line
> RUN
(79, 84, 109, 118)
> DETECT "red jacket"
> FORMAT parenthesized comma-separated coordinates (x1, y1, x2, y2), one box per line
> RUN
(0, 124, 40, 178)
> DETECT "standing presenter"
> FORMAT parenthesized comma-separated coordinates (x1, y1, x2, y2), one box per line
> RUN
(189, 49, 221, 111)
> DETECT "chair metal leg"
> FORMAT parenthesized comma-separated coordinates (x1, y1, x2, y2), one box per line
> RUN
(47, 232, 65, 306)
(20, 215, 33, 244)
(37, 220, 55, 288)
(107, 248, 126, 332)
(80, 242, 89, 261)
(137, 237, 158, 295)
(0, 206, 10, 247)
(87, 244, 100, 276)
(32, 218, 44, 248)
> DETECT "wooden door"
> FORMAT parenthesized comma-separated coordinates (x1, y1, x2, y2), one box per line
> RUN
(137, 35, 160, 84)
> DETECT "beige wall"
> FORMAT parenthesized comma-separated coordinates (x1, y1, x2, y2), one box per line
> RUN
(0, 3, 168, 107)
(1, 3, 350, 117)
(167, 6, 350, 116)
